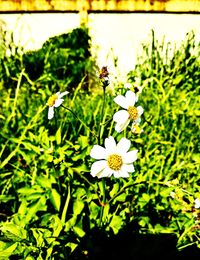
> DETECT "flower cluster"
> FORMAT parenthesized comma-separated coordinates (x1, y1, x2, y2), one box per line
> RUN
(90, 67, 144, 179)
(113, 90, 144, 133)
(46, 67, 144, 179)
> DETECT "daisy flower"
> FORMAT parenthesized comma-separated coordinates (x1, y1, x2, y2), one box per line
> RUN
(47, 91, 69, 120)
(90, 136, 138, 178)
(113, 90, 144, 133)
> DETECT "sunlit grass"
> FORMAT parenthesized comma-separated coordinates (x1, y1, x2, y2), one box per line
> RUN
(0, 28, 200, 258)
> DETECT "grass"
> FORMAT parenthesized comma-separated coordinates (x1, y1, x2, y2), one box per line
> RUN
(0, 27, 200, 259)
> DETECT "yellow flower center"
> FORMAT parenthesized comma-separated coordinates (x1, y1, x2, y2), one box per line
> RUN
(47, 94, 58, 107)
(127, 106, 138, 120)
(107, 154, 123, 171)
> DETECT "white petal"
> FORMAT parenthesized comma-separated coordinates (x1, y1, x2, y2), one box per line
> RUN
(137, 106, 144, 116)
(113, 169, 129, 178)
(114, 95, 128, 109)
(126, 91, 136, 106)
(105, 136, 116, 153)
(54, 98, 64, 107)
(115, 119, 130, 133)
(115, 113, 130, 133)
(97, 166, 113, 178)
(48, 107, 54, 120)
(90, 145, 107, 159)
(134, 117, 141, 124)
(117, 137, 131, 154)
(90, 160, 107, 177)
(123, 150, 138, 164)
(59, 91, 69, 98)
(121, 163, 135, 173)
(113, 110, 129, 124)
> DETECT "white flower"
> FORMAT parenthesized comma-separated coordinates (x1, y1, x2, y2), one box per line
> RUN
(194, 198, 200, 209)
(90, 136, 138, 178)
(132, 124, 143, 134)
(47, 91, 69, 120)
(113, 90, 144, 133)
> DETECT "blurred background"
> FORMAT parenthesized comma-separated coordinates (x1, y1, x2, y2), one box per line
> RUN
(0, 0, 200, 77)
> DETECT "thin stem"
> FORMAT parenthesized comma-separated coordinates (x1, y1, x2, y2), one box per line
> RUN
(98, 87, 106, 145)
(61, 105, 97, 139)
(98, 87, 107, 226)
(61, 183, 70, 224)
(99, 178, 106, 227)
(107, 180, 191, 204)
(0, 105, 46, 169)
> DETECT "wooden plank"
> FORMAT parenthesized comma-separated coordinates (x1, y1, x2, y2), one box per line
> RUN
(0, 0, 199, 13)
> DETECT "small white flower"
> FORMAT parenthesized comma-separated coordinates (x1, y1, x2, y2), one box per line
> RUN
(194, 198, 200, 209)
(47, 91, 69, 120)
(132, 124, 143, 134)
(113, 90, 144, 133)
(90, 136, 138, 178)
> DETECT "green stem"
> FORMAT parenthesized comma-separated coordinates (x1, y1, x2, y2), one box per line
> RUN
(61, 183, 70, 224)
(0, 105, 46, 169)
(98, 87, 107, 226)
(107, 180, 192, 204)
(99, 178, 106, 227)
(61, 105, 97, 139)
(98, 87, 106, 145)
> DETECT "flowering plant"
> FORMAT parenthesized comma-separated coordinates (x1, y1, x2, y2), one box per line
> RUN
(1, 30, 200, 259)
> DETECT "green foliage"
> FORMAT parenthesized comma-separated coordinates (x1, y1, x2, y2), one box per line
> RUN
(0, 27, 200, 259)
(0, 27, 97, 94)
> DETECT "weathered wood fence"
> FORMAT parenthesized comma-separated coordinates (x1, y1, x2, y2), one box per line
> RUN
(0, 0, 199, 12)
(0, 1, 199, 26)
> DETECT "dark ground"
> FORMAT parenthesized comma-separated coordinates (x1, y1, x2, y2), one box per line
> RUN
(70, 228, 200, 260)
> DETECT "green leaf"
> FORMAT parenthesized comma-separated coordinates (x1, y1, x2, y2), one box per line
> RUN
(65, 216, 77, 232)
(73, 200, 84, 216)
(110, 215, 123, 234)
(17, 186, 44, 196)
(55, 127, 62, 145)
(36, 176, 51, 189)
(24, 196, 47, 224)
(0, 195, 15, 202)
(89, 201, 100, 219)
(109, 183, 119, 198)
(0, 242, 18, 258)
(0, 223, 27, 241)
(49, 189, 61, 211)
(74, 226, 85, 237)
(65, 242, 78, 254)
(78, 135, 89, 149)
(21, 141, 40, 154)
